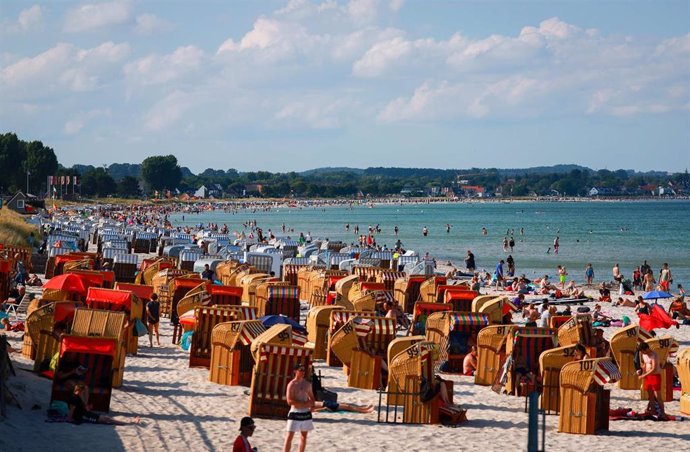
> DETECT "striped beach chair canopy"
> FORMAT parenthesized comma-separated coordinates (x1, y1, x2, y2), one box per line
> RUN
(511, 327, 558, 372)
(113, 254, 138, 264)
(102, 248, 127, 259)
(448, 312, 490, 333)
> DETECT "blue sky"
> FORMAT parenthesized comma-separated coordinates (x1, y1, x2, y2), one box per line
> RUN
(1, 0, 689, 173)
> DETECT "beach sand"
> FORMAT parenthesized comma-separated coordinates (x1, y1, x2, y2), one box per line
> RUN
(2, 287, 689, 451)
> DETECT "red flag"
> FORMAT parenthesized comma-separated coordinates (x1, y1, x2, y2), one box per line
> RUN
(638, 304, 678, 331)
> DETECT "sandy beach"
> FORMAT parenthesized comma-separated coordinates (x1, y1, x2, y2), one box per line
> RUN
(2, 282, 689, 452)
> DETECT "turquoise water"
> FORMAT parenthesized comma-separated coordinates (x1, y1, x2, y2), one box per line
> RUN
(169, 200, 690, 287)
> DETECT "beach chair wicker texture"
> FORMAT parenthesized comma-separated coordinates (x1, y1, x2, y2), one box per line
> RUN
(209, 320, 266, 386)
(678, 348, 690, 415)
(557, 314, 596, 347)
(190, 306, 246, 368)
(388, 341, 439, 422)
(394, 276, 428, 314)
(539, 344, 579, 413)
(70, 308, 127, 387)
(51, 335, 117, 413)
(558, 358, 620, 434)
(410, 302, 452, 336)
(425, 311, 490, 373)
(639, 336, 679, 402)
(386, 336, 426, 405)
(504, 327, 557, 395)
(29, 301, 81, 372)
(326, 310, 386, 367)
(248, 344, 313, 419)
(610, 325, 653, 390)
(306, 306, 343, 360)
(475, 296, 517, 325)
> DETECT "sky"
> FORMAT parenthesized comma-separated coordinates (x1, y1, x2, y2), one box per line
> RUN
(1, 0, 689, 173)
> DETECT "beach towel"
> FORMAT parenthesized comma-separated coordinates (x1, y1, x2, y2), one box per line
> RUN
(609, 407, 683, 422)
(639, 305, 679, 331)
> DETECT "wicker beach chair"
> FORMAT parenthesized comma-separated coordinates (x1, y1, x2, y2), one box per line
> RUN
(386, 336, 426, 405)
(306, 305, 343, 360)
(443, 289, 478, 312)
(678, 348, 690, 415)
(112, 254, 139, 283)
(475, 325, 516, 386)
(419, 276, 447, 304)
(85, 287, 143, 356)
(250, 324, 296, 361)
(209, 320, 266, 386)
(70, 308, 127, 388)
(255, 284, 300, 320)
(239, 273, 272, 304)
(388, 341, 459, 424)
(549, 315, 572, 329)
(558, 358, 621, 434)
(475, 296, 517, 324)
(410, 302, 452, 336)
(639, 336, 679, 402)
(335, 274, 360, 303)
(248, 343, 313, 418)
(28, 301, 82, 372)
(610, 324, 654, 390)
(425, 311, 490, 373)
(557, 314, 596, 348)
(64, 269, 109, 289)
(394, 275, 428, 314)
(539, 344, 579, 413)
(503, 327, 557, 396)
(376, 270, 405, 292)
(113, 282, 154, 304)
(190, 306, 248, 368)
(51, 335, 117, 412)
(326, 310, 379, 367)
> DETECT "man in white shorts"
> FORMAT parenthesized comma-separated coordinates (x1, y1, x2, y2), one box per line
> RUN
(283, 363, 315, 452)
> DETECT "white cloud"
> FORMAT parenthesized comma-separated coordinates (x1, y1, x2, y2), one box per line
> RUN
(143, 91, 194, 131)
(1, 41, 130, 95)
(274, 95, 356, 129)
(389, 0, 404, 13)
(64, 109, 111, 134)
(64, 1, 131, 33)
(353, 37, 411, 77)
(125, 46, 205, 86)
(18, 5, 42, 31)
(347, 0, 378, 23)
(135, 13, 173, 35)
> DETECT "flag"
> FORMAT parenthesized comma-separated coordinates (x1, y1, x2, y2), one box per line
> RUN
(73, 176, 78, 185)
(638, 304, 678, 331)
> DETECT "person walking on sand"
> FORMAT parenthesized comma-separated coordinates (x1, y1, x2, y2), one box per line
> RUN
(464, 250, 476, 272)
(659, 263, 672, 292)
(558, 265, 567, 289)
(146, 293, 161, 347)
(284, 363, 315, 452)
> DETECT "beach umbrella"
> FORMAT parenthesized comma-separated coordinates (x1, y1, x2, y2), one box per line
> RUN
(642, 290, 674, 302)
(42, 273, 90, 294)
(260, 314, 307, 334)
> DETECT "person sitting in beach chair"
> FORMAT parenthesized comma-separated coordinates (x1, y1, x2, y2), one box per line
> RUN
(422, 375, 468, 425)
(382, 300, 410, 331)
(68, 382, 140, 425)
(463, 346, 477, 376)
(512, 355, 538, 396)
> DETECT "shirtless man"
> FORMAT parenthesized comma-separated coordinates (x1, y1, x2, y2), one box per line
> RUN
(463, 346, 478, 376)
(284, 363, 315, 452)
(636, 342, 666, 419)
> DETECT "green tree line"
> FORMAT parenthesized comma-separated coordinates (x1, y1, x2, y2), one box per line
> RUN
(1, 132, 688, 199)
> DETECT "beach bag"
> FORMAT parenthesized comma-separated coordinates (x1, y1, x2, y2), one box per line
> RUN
(180, 331, 193, 351)
(133, 318, 148, 337)
(577, 307, 590, 313)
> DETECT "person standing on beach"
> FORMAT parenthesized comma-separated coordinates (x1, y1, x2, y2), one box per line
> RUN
(558, 266, 567, 289)
(636, 342, 666, 419)
(659, 263, 672, 292)
(146, 294, 161, 347)
(284, 363, 315, 452)
(495, 260, 505, 290)
(553, 236, 560, 255)
(506, 255, 515, 277)
(585, 263, 594, 287)
(465, 250, 475, 272)
(612, 263, 622, 285)
(233, 417, 257, 452)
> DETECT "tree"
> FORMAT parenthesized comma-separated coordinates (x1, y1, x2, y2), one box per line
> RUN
(81, 168, 116, 197)
(0, 133, 26, 191)
(140, 155, 182, 191)
(117, 176, 141, 198)
(24, 140, 58, 194)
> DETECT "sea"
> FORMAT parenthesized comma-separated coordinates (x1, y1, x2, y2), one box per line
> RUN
(169, 200, 690, 288)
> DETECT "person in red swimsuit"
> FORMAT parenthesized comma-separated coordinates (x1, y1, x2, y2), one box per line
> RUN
(636, 342, 666, 419)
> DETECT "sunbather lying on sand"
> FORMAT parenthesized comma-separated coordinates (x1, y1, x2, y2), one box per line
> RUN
(313, 401, 374, 413)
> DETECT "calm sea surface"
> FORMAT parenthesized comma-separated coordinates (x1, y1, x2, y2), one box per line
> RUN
(169, 200, 690, 287)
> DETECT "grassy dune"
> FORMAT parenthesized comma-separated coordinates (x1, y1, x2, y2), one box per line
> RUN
(0, 207, 39, 248)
